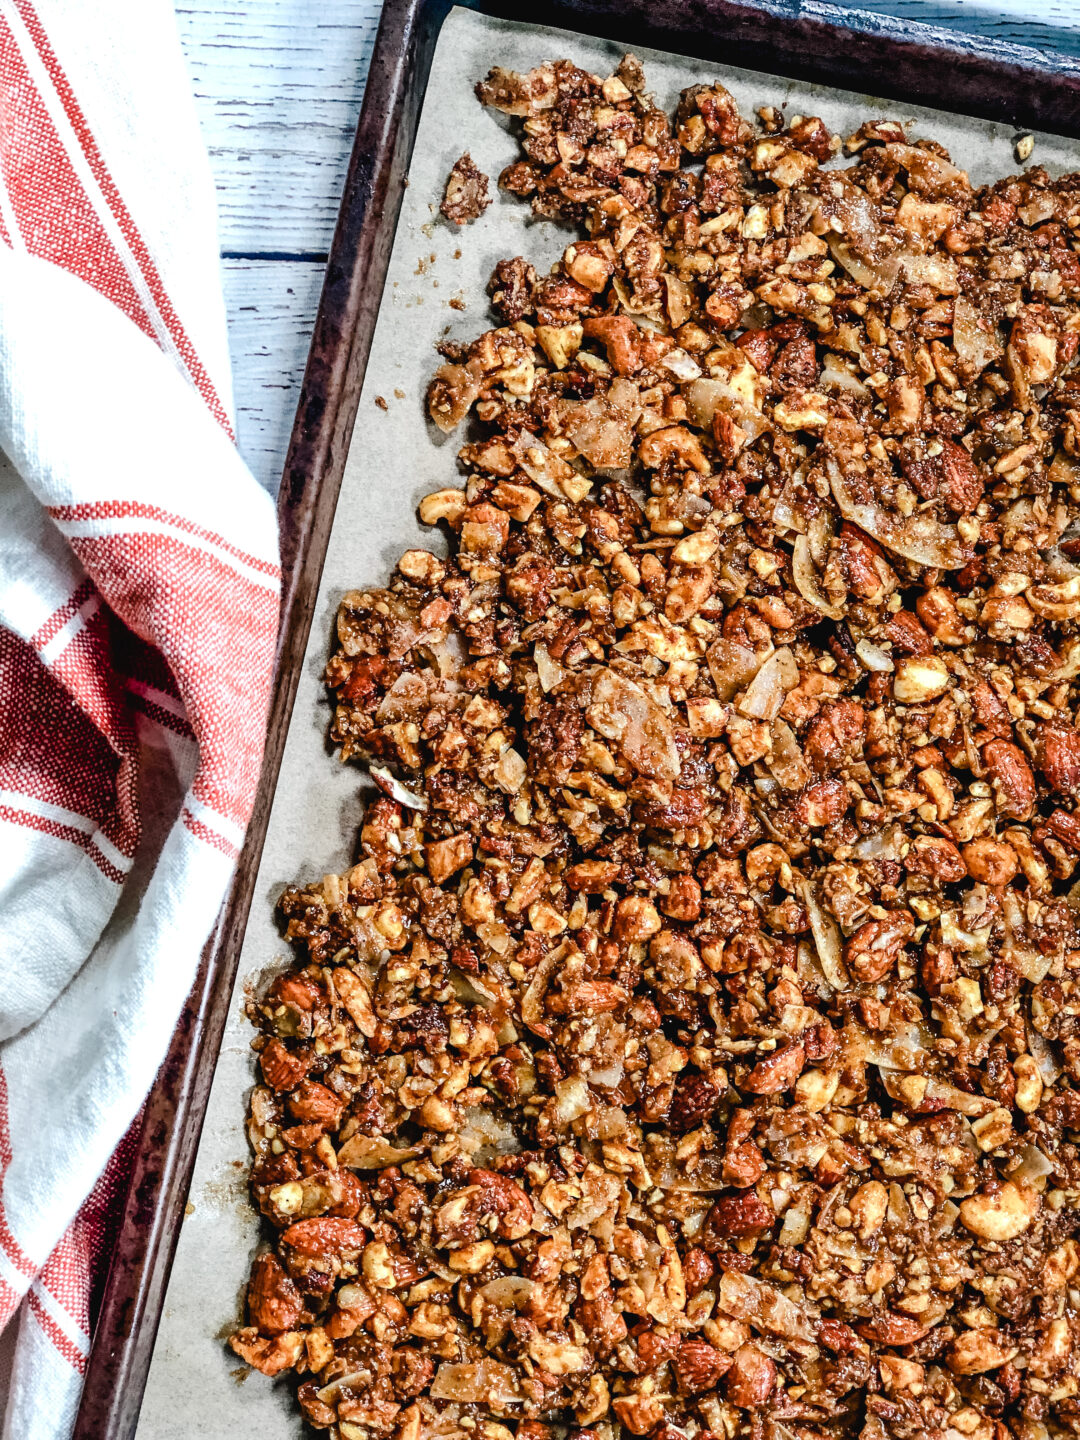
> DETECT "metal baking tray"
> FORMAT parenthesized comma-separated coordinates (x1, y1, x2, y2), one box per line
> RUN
(74, 1, 1080, 1435)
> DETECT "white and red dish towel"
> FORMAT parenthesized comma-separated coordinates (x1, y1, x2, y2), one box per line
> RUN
(0, 1, 279, 1434)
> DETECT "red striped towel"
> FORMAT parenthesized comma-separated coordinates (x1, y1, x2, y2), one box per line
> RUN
(0, 1, 279, 1432)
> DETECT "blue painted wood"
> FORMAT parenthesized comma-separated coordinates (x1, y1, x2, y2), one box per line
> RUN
(176, 0, 1080, 491)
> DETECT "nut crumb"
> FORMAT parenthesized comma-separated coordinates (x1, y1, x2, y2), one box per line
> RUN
(1015, 132, 1035, 163)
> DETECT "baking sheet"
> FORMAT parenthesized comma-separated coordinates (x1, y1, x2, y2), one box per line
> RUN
(135, 8, 1079, 1435)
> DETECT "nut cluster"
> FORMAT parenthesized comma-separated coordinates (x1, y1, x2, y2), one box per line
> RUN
(230, 55, 1080, 1440)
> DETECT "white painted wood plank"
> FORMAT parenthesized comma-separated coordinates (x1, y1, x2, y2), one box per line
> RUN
(176, 0, 379, 257)
(222, 258, 325, 490)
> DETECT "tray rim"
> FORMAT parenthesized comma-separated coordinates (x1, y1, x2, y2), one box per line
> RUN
(76, 1, 1080, 1435)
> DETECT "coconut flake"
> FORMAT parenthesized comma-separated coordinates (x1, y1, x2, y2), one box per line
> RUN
(826, 456, 970, 569)
(799, 878, 850, 991)
(953, 293, 1003, 377)
(792, 535, 845, 619)
(534, 643, 568, 693)
(554, 1076, 591, 1124)
(431, 1361, 522, 1405)
(1028, 1025, 1062, 1086)
(586, 668, 681, 782)
(821, 352, 870, 397)
(828, 237, 900, 296)
(707, 638, 763, 701)
(337, 1134, 424, 1169)
(661, 347, 702, 381)
(738, 647, 799, 721)
(368, 763, 428, 811)
(479, 1277, 535, 1308)
(1009, 1144, 1054, 1187)
(768, 719, 811, 790)
(510, 429, 576, 496)
(717, 1269, 816, 1343)
(522, 939, 573, 1033)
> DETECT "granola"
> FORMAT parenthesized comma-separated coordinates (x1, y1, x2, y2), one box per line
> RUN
(230, 55, 1080, 1440)
(442, 153, 492, 226)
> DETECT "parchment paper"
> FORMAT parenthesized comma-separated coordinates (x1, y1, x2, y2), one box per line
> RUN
(135, 10, 1078, 1435)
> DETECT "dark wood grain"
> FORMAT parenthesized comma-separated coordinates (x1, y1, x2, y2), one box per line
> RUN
(76, 0, 1080, 1434)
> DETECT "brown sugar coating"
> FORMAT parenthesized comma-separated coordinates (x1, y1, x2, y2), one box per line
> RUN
(230, 55, 1080, 1440)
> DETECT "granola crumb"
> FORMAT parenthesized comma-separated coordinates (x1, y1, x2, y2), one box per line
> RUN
(441, 151, 492, 226)
(374, 395, 388, 411)
(1015, 132, 1035, 163)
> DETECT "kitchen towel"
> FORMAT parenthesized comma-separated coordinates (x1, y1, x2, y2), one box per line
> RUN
(0, 1, 279, 1433)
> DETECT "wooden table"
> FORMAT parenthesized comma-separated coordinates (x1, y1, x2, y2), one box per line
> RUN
(176, 0, 1080, 495)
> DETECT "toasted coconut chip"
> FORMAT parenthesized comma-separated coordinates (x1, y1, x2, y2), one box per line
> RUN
(707, 637, 764, 700)
(826, 456, 971, 569)
(585, 667, 681, 782)
(717, 1269, 816, 1343)
(369, 763, 428, 811)
(793, 535, 845, 619)
(738, 647, 799, 721)
(800, 878, 850, 991)
(337, 1135, 425, 1169)
(431, 1360, 522, 1404)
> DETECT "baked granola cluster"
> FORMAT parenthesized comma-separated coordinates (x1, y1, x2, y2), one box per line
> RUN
(442, 153, 492, 227)
(230, 56, 1080, 1440)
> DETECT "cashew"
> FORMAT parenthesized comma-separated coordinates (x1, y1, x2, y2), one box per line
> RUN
(397, 549, 444, 585)
(447, 1240, 496, 1273)
(361, 1240, 397, 1289)
(793, 1067, 839, 1114)
(1028, 1316, 1073, 1378)
(581, 315, 643, 375)
(536, 321, 583, 370)
(418, 487, 467, 527)
(980, 595, 1035, 635)
(773, 390, 831, 432)
(879, 1356, 924, 1394)
(1027, 575, 1080, 621)
(959, 1180, 1039, 1241)
(672, 529, 718, 565)
(267, 1180, 304, 1216)
(971, 1107, 1013, 1152)
(563, 242, 612, 293)
(420, 1095, 460, 1131)
(637, 426, 711, 473)
(848, 1180, 889, 1238)
(893, 655, 950, 703)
